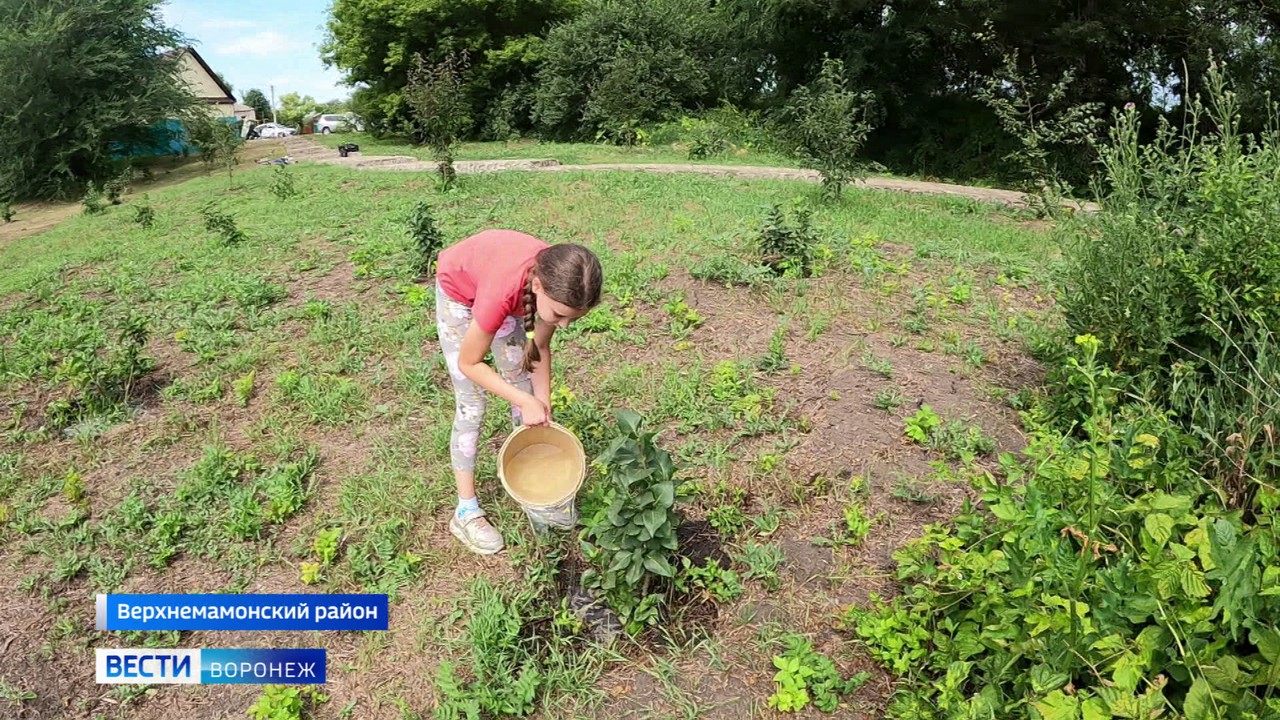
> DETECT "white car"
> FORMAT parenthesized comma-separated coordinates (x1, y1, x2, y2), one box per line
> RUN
(254, 123, 296, 139)
(314, 114, 363, 134)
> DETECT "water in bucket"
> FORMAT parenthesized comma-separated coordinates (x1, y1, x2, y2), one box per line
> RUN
(498, 423, 585, 533)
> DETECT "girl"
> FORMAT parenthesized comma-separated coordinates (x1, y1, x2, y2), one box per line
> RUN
(434, 229, 603, 555)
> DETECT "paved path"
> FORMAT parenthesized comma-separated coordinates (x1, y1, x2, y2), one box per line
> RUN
(280, 137, 1088, 211)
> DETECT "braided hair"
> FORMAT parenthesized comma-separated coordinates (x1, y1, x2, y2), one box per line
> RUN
(522, 244, 603, 372)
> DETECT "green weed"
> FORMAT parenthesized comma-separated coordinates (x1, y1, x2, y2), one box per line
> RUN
(736, 540, 782, 591)
(874, 387, 904, 411)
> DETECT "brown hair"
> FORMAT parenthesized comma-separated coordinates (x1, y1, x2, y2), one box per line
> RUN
(522, 244, 603, 371)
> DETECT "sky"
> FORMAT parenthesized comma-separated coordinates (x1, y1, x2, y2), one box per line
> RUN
(160, 0, 351, 104)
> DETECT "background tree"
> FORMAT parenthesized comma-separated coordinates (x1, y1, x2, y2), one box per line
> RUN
(534, 0, 724, 143)
(0, 0, 198, 199)
(242, 88, 272, 122)
(322, 0, 576, 137)
(276, 93, 323, 129)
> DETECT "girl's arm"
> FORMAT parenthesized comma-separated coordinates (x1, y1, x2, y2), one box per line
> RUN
(531, 320, 555, 413)
(457, 321, 546, 423)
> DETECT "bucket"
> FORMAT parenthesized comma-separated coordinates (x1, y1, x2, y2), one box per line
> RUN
(497, 422, 585, 533)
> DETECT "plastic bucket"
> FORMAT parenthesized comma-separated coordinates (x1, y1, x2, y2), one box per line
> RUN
(497, 422, 585, 533)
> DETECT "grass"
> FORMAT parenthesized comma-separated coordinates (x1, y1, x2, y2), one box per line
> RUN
(0, 156, 1052, 719)
(308, 132, 800, 168)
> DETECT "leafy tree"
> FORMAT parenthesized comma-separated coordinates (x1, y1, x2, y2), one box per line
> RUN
(276, 93, 322, 130)
(0, 0, 198, 199)
(534, 0, 724, 143)
(322, 0, 576, 136)
(975, 49, 1103, 216)
(404, 52, 472, 188)
(777, 57, 875, 200)
(242, 88, 272, 122)
(187, 114, 243, 185)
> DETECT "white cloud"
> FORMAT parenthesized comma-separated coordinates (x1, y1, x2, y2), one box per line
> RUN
(213, 31, 302, 57)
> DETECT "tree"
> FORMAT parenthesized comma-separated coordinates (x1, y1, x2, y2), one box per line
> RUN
(778, 57, 875, 200)
(404, 53, 472, 188)
(243, 88, 272, 122)
(0, 0, 198, 199)
(322, 0, 576, 137)
(187, 114, 243, 186)
(276, 93, 322, 129)
(534, 0, 724, 143)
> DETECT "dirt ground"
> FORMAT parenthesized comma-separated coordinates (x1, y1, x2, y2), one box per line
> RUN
(0, 163, 1047, 719)
(0, 140, 288, 247)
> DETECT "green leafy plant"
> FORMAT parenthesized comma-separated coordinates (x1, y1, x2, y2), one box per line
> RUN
(246, 684, 327, 720)
(676, 557, 743, 603)
(407, 201, 445, 277)
(759, 203, 819, 278)
(851, 335, 1280, 719)
(188, 115, 242, 185)
(132, 198, 154, 228)
(580, 410, 684, 635)
(201, 203, 245, 246)
(299, 561, 321, 585)
(233, 371, 255, 407)
(768, 634, 869, 713)
(735, 540, 782, 591)
(757, 326, 788, 373)
(974, 45, 1101, 216)
(664, 296, 703, 338)
(62, 468, 85, 504)
(861, 351, 894, 379)
(1, 202, 14, 223)
(690, 254, 774, 288)
(270, 165, 298, 200)
(706, 504, 747, 535)
(874, 387, 904, 411)
(313, 527, 341, 565)
(82, 185, 105, 214)
(103, 166, 131, 204)
(903, 405, 941, 444)
(778, 56, 876, 200)
(904, 406, 996, 462)
(432, 579, 543, 718)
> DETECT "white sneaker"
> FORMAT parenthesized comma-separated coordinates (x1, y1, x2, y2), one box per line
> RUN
(449, 510, 504, 555)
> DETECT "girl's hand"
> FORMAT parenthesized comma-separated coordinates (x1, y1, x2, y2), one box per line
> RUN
(519, 396, 551, 427)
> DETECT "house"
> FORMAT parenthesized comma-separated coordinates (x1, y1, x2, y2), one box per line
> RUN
(170, 47, 256, 121)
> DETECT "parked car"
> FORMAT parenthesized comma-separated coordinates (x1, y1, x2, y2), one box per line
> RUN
(314, 114, 363, 134)
(253, 123, 296, 139)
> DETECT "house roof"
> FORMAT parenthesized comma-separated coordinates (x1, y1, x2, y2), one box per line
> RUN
(166, 46, 236, 104)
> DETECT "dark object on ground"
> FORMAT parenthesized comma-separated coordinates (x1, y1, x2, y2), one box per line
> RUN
(338, 143, 361, 157)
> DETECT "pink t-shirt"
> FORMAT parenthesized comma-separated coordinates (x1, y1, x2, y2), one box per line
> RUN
(436, 229, 550, 333)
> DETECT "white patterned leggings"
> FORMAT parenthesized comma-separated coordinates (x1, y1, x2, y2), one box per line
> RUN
(435, 282, 532, 472)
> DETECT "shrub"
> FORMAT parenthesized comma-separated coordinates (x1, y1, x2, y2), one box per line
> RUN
(407, 201, 444, 277)
(132, 198, 154, 228)
(580, 410, 683, 634)
(82, 185, 105, 214)
(759, 204, 820, 278)
(201, 203, 245, 246)
(103, 166, 132, 204)
(269, 166, 297, 200)
(778, 57, 875, 200)
(1058, 59, 1280, 510)
(850, 337, 1280, 719)
(46, 313, 155, 428)
(1, 202, 13, 223)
